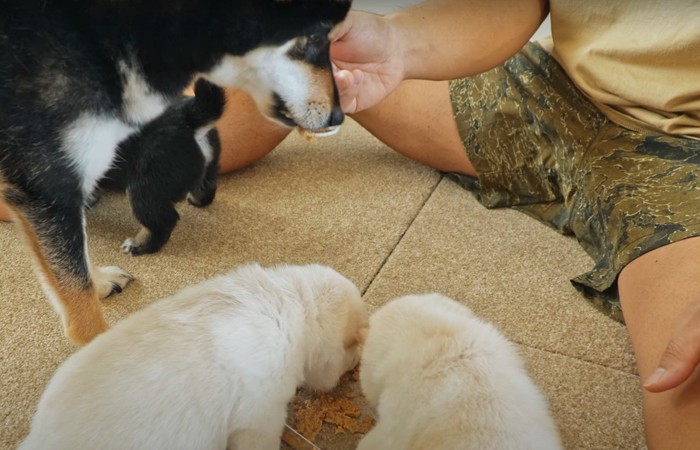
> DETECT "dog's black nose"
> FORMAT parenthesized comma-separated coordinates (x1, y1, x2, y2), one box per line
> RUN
(328, 107, 345, 127)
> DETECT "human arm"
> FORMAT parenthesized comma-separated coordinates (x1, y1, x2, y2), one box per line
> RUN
(331, 0, 549, 113)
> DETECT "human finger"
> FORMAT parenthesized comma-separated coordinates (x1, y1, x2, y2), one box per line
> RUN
(335, 69, 363, 113)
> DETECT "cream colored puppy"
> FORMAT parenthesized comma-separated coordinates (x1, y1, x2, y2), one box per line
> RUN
(358, 293, 562, 450)
(20, 263, 368, 450)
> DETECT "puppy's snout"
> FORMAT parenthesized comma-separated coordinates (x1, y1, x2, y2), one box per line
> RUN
(328, 106, 344, 127)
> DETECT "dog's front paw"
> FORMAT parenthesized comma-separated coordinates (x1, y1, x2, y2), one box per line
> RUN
(94, 265, 134, 298)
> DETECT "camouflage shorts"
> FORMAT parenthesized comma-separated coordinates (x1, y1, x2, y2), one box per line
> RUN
(448, 42, 700, 323)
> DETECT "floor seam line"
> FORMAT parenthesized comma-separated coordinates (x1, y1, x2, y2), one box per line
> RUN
(361, 173, 443, 296)
(516, 341, 639, 378)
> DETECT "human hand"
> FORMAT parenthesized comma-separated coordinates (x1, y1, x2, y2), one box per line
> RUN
(330, 11, 406, 114)
(644, 299, 700, 393)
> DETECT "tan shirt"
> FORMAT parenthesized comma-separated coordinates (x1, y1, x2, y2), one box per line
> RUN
(546, 0, 700, 139)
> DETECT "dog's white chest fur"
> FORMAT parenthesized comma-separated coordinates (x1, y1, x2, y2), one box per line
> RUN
(61, 64, 170, 197)
(61, 115, 134, 196)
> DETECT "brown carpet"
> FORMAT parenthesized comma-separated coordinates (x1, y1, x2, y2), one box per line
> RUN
(0, 119, 644, 449)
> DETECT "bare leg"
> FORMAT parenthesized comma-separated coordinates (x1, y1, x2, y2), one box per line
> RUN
(619, 236, 700, 449)
(351, 79, 476, 175)
(0, 199, 10, 222)
(216, 88, 292, 173)
(215, 81, 474, 176)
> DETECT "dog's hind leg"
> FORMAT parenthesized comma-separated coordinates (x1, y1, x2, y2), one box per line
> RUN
(121, 196, 179, 256)
(187, 131, 220, 207)
(9, 199, 132, 346)
(187, 82, 224, 207)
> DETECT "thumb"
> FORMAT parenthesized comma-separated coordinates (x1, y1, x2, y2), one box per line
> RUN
(334, 69, 363, 114)
(644, 320, 700, 393)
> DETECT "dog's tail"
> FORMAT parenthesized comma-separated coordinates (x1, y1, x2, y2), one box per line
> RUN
(188, 78, 226, 127)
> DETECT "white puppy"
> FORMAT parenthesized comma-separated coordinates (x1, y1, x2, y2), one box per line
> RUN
(20, 263, 369, 450)
(358, 293, 562, 450)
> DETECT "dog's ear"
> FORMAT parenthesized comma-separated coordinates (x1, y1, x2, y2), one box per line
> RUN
(343, 323, 368, 350)
(356, 324, 369, 346)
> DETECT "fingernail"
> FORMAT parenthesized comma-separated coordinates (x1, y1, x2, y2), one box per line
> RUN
(644, 368, 667, 387)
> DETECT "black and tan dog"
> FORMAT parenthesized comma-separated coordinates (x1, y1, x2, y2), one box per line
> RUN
(0, 0, 350, 345)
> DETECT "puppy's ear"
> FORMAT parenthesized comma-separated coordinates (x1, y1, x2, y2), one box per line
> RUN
(356, 325, 369, 346)
(343, 324, 368, 350)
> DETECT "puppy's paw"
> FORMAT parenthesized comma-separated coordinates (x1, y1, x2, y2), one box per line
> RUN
(94, 265, 134, 298)
(121, 237, 158, 256)
(186, 188, 215, 207)
(121, 237, 141, 256)
(120, 227, 167, 256)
